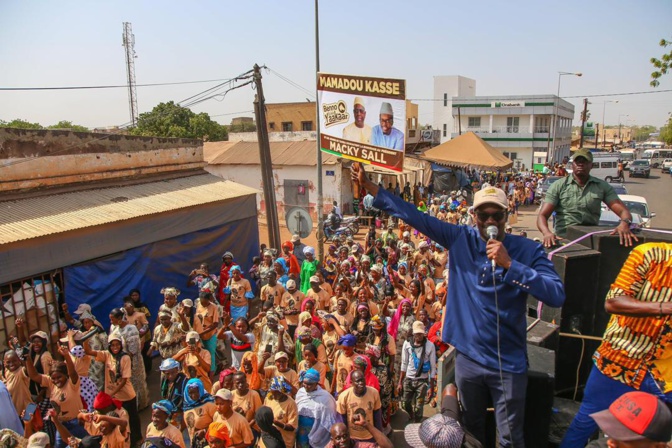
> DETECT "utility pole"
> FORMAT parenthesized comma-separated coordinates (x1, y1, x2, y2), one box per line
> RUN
(594, 123, 599, 150)
(122, 22, 138, 126)
(579, 98, 588, 148)
(315, 0, 324, 263)
(253, 64, 281, 250)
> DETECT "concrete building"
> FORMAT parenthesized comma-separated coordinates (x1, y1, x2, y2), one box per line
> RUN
(0, 128, 259, 347)
(433, 76, 575, 168)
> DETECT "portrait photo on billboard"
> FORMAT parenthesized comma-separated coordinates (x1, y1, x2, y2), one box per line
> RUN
(318, 73, 406, 172)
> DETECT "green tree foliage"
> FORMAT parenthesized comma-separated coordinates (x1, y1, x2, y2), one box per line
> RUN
(0, 118, 43, 129)
(660, 118, 672, 145)
(130, 101, 228, 141)
(229, 121, 256, 133)
(650, 38, 671, 87)
(48, 120, 90, 132)
(1, 119, 89, 131)
(632, 125, 659, 142)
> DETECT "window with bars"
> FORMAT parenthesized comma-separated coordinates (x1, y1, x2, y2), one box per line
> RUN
(468, 117, 481, 128)
(301, 121, 313, 131)
(0, 271, 64, 353)
(282, 122, 293, 132)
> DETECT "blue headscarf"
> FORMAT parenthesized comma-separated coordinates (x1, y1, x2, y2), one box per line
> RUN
(338, 334, 357, 347)
(299, 368, 321, 384)
(269, 376, 292, 395)
(152, 400, 175, 416)
(274, 258, 290, 287)
(183, 378, 214, 411)
(274, 258, 288, 274)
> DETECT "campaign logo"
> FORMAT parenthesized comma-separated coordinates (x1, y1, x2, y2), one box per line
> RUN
(323, 100, 350, 127)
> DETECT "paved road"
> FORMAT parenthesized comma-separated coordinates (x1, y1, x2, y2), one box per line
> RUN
(622, 168, 672, 229)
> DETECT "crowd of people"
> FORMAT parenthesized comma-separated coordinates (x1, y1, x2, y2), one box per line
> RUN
(0, 153, 668, 448)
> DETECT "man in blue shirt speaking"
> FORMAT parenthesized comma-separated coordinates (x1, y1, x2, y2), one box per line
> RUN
(351, 162, 565, 447)
(370, 102, 404, 150)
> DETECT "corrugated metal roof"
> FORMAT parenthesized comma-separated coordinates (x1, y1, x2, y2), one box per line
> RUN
(204, 140, 340, 166)
(0, 174, 259, 245)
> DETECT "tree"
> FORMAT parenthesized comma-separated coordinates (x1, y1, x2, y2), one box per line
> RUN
(0, 118, 43, 129)
(48, 121, 90, 132)
(660, 118, 672, 145)
(650, 38, 671, 87)
(632, 125, 658, 142)
(130, 101, 228, 141)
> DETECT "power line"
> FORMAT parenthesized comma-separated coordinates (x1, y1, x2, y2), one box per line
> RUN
(0, 77, 241, 91)
(266, 68, 315, 99)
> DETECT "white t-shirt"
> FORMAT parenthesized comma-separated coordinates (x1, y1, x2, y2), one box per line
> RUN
(222, 331, 255, 369)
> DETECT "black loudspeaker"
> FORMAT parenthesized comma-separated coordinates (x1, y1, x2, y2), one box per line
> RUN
(564, 227, 672, 337)
(525, 344, 556, 448)
(526, 316, 560, 351)
(483, 344, 556, 448)
(528, 243, 601, 393)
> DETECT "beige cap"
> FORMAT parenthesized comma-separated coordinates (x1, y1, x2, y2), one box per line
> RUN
(291, 234, 300, 242)
(412, 321, 425, 334)
(473, 187, 508, 210)
(309, 275, 320, 283)
(286, 279, 297, 290)
(215, 388, 233, 401)
(274, 351, 288, 361)
(186, 331, 200, 343)
(354, 97, 365, 108)
(31, 331, 49, 341)
(182, 299, 194, 308)
(27, 432, 50, 448)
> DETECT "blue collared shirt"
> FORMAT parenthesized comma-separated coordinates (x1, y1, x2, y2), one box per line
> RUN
(373, 188, 565, 373)
(370, 125, 404, 150)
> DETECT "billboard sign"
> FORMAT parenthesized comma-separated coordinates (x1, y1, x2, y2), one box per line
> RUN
(317, 72, 406, 172)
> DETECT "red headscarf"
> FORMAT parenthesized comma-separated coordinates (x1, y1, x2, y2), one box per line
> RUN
(344, 355, 380, 392)
(93, 392, 123, 411)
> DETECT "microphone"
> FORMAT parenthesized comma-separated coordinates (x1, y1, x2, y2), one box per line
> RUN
(486, 225, 498, 269)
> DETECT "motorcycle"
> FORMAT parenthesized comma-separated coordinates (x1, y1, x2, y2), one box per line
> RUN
(340, 216, 360, 233)
(317, 220, 357, 243)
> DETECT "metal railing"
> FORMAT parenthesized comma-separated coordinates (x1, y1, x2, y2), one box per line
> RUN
(0, 271, 64, 353)
(454, 125, 552, 134)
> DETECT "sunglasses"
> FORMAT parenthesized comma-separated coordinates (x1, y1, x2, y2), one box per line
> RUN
(476, 211, 506, 222)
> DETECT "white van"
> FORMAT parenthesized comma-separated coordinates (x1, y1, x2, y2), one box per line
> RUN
(567, 152, 621, 182)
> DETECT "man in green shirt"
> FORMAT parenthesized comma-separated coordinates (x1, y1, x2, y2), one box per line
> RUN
(537, 148, 636, 248)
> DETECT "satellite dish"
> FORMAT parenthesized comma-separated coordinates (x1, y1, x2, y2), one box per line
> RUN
(285, 207, 313, 239)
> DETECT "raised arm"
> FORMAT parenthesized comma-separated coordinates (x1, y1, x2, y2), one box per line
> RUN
(57, 345, 79, 385)
(352, 163, 458, 249)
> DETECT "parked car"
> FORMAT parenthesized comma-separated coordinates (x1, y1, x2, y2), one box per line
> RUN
(629, 160, 651, 178)
(612, 184, 628, 195)
(536, 176, 563, 202)
(599, 209, 643, 228)
(661, 158, 672, 173)
(619, 194, 655, 228)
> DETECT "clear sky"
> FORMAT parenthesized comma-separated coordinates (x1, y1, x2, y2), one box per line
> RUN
(1, 0, 671, 130)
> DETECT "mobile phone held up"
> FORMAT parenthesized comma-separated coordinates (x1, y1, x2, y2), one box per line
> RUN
(24, 402, 38, 421)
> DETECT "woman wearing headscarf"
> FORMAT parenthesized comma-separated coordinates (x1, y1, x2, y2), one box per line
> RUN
(158, 358, 188, 431)
(218, 251, 239, 307)
(293, 327, 327, 367)
(296, 344, 330, 391)
(109, 307, 149, 410)
(254, 406, 287, 448)
(149, 309, 189, 361)
(127, 288, 153, 375)
(387, 298, 414, 414)
(224, 266, 253, 321)
(238, 351, 262, 391)
(183, 378, 216, 447)
(204, 421, 231, 448)
(259, 250, 275, 289)
(62, 308, 108, 392)
(299, 246, 319, 294)
(343, 355, 380, 392)
(365, 342, 394, 434)
(145, 399, 186, 448)
(295, 368, 340, 448)
(351, 303, 373, 350)
(84, 332, 142, 447)
(262, 377, 298, 448)
(330, 334, 358, 396)
(273, 258, 290, 288)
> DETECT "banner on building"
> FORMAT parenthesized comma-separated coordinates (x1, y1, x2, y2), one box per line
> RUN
(317, 72, 406, 172)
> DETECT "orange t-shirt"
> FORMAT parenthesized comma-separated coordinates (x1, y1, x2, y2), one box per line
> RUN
(95, 351, 136, 402)
(39, 375, 82, 421)
(193, 301, 220, 340)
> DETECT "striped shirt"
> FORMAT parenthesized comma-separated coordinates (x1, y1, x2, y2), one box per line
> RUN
(594, 243, 672, 393)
